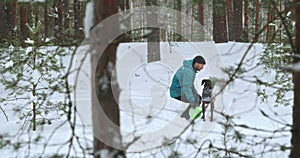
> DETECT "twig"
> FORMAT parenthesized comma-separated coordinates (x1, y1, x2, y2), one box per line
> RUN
(193, 139, 212, 158)
(0, 105, 8, 121)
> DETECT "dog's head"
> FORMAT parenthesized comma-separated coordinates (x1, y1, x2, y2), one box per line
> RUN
(201, 79, 212, 89)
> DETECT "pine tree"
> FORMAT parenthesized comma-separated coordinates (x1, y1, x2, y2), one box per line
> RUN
(291, 0, 300, 157)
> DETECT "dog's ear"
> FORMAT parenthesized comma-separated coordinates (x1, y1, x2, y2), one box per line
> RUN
(202, 79, 213, 88)
(207, 80, 212, 88)
(201, 80, 205, 85)
(202, 79, 209, 85)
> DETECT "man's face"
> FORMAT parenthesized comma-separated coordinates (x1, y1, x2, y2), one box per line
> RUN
(194, 63, 204, 71)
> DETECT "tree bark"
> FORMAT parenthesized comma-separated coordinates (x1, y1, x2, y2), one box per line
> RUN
(92, 0, 125, 157)
(0, 1, 8, 43)
(232, 0, 243, 41)
(44, 1, 49, 38)
(19, 2, 29, 46)
(74, 0, 81, 39)
(266, 11, 272, 42)
(146, 0, 161, 62)
(6, 0, 17, 41)
(120, 0, 131, 42)
(198, 1, 204, 25)
(56, 0, 63, 30)
(227, 0, 233, 41)
(63, 0, 69, 29)
(243, 0, 249, 42)
(254, 0, 260, 42)
(175, 0, 182, 41)
(54, 0, 63, 41)
(213, 0, 228, 43)
(291, 0, 300, 157)
(197, 0, 205, 41)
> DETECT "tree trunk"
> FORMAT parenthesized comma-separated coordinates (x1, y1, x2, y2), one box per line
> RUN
(213, 0, 228, 43)
(232, 0, 243, 41)
(19, 3, 29, 46)
(203, 0, 213, 41)
(80, 1, 86, 38)
(6, 0, 17, 41)
(146, 0, 161, 62)
(227, 0, 234, 41)
(198, 1, 204, 25)
(0, 1, 8, 43)
(175, 0, 182, 41)
(291, 1, 300, 157)
(44, 1, 49, 38)
(55, 0, 63, 41)
(243, 0, 249, 42)
(63, 0, 69, 29)
(160, 2, 168, 41)
(74, 0, 81, 39)
(118, 0, 130, 42)
(92, 0, 125, 157)
(197, 0, 205, 41)
(254, 0, 260, 42)
(56, 0, 63, 30)
(266, 11, 272, 42)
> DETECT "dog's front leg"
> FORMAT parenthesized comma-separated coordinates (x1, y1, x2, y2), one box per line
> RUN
(210, 101, 214, 122)
(201, 102, 206, 121)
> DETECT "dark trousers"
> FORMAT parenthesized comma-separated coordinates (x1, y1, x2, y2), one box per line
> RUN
(174, 94, 201, 119)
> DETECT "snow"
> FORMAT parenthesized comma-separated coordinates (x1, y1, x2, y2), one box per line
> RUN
(0, 46, 89, 157)
(44, 38, 51, 43)
(28, 93, 38, 103)
(8, 45, 14, 52)
(116, 41, 292, 157)
(32, 69, 41, 84)
(24, 38, 34, 44)
(4, 61, 14, 69)
(116, 42, 225, 145)
(0, 42, 293, 157)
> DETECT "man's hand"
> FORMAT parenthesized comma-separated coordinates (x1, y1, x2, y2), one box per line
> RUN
(211, 96, 216, 102)
(190, 103, 199, 108)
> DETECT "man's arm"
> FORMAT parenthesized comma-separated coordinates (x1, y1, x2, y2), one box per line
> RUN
(182, 70, 197, 104)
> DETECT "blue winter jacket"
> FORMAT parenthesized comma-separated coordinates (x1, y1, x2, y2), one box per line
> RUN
(170, 59, 198, 104)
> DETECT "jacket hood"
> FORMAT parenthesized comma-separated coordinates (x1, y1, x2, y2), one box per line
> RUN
(183, 59, 196, 72)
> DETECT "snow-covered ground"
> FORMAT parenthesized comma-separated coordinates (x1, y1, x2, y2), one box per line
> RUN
(116, 41, 292, 157)
(116, 42, 224, 151)
(0, 42, 292, 157)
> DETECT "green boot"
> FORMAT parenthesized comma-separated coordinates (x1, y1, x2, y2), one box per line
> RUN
(189, 107, 202, 120)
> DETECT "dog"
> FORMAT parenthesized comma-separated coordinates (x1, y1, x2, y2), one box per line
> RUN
(201, 79, 215, 121)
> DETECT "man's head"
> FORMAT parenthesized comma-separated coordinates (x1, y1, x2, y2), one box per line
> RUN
(193, 55, 206, 71)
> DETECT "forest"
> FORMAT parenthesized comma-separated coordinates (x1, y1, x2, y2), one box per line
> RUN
(0, 0, 299, 158)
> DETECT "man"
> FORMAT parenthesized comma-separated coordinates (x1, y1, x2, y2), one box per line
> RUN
(170, 55, 206, 120)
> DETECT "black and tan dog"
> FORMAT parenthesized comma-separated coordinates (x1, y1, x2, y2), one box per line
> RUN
(201, 79, 215, 121)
